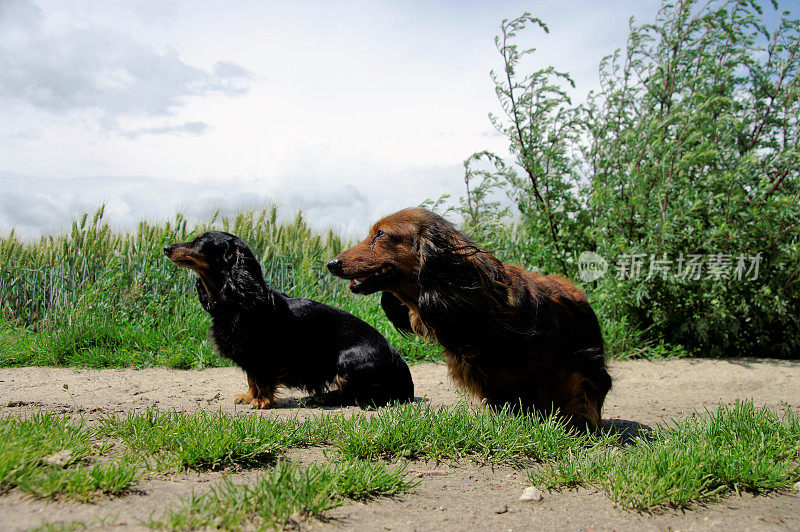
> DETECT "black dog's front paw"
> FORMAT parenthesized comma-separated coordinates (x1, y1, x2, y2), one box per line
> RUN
(250, 397, 275, 409)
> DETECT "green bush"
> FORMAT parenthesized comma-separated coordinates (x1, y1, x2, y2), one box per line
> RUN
(450, 0, 799, 358)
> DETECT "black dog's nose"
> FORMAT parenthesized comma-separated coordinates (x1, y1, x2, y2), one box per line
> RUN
(163, 245, 172, 256)
(326, 258, 342, 275)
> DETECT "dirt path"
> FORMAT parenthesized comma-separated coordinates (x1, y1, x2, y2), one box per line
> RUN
(2, 359, 800, 530)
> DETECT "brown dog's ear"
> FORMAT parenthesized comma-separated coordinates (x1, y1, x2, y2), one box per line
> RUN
(416, 222, 447, 266)
(416, 220, 511, 354)
(416, 221, 480, 288)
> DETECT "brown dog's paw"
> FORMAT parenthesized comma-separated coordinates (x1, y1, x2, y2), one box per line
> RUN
(234, 393, 254, 404)
(250, 397, 275, 409)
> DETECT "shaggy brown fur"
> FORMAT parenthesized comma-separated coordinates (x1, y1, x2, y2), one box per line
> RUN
(327, 208, 611, 430)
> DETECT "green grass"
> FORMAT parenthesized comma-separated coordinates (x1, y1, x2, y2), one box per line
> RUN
(529, 401, 800, 510)
(0, 205, 682, 368)
(149, 460, 416, 530)
(0, 206, 440, 369)
(93, 402, 595, 470)
(97, 409, 309, 472)
(0, 413, 138, 501)
(326, 401, 609, 462)
(2, 401, 798, 515)
(27, 522, 90, 532)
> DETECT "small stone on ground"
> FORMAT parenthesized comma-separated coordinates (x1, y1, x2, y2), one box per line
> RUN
(42, 450, 72, 467)
(519, 486, 543, 502)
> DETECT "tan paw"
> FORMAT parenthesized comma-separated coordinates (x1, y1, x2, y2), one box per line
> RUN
(234, 393, 254, 404)
(250, 397, 275, 409)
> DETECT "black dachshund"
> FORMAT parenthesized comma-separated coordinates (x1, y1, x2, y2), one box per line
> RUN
(164, 231, 414, 409)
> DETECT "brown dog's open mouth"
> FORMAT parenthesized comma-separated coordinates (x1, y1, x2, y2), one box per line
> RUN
(343, 265, 394, 294)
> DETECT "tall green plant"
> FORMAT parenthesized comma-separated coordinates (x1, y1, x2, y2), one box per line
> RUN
(487, 14, 591, 273)
(583, 0, 800, 357)
(0, 206, 438, 368)
(465, 0, 799, 357)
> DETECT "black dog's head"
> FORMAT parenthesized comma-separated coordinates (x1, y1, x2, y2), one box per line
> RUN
(164, 231, 265, 311)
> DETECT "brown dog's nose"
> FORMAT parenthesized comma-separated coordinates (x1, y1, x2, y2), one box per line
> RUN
(326, 257, 342, 275)
(163, 244, 173, 257)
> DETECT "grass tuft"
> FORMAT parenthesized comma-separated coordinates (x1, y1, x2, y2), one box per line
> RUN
(149, 460, 415, 530)
(530, 401, 800, 509)
(328, 401, 607, 462)
(26, 522, 88, 532)
(97, 408, 307, 471)
(0, 413, 138, 500)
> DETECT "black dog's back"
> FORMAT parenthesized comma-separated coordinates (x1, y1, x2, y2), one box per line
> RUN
(248, 292, 414, 407)
(288, 298, 414, 406)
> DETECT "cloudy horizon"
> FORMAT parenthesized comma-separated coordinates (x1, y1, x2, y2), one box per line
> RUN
(1, 0, 673, 239)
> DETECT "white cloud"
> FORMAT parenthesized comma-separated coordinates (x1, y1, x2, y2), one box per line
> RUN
(0, 0, 671, 239)
(0, 166, 465, 240)
(120, 121, 209, 139)
(0, 0, 250, 131)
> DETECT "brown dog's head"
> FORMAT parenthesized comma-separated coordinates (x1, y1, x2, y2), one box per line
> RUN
(328, 207, 510, 342)
(327, 207, 476, 299)
(326, 208, 431, 296)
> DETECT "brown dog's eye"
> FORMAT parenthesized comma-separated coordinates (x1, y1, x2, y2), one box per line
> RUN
(370, 229, 385, 246)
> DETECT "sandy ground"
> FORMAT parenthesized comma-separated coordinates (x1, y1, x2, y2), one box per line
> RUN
(1, 359, 800, 530)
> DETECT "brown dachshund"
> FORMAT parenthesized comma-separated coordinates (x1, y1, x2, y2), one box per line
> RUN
(327, 208, 611, 430)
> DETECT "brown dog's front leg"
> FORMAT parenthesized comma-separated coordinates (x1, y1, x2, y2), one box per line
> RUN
(234, 374, 258, 405)
(250, 380, 276, 409)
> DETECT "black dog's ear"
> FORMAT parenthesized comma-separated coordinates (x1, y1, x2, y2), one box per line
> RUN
(219, 242, 266, 308)
(380, 292, 413, 333)
(222, 240, 238, 267)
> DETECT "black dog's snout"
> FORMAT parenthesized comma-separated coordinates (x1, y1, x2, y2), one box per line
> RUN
(163, 244, 173, 256)
(326, 258, 343, 275)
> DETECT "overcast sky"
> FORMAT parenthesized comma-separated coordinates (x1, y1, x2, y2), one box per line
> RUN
(0, 0, 672, 239)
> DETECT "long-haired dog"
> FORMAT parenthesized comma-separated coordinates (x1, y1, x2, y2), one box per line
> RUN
(165, 231, 414, 409)
(327, 208, 611, 429)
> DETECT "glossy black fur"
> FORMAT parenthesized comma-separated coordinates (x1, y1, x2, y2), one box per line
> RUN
(164, 231, 414, 408)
